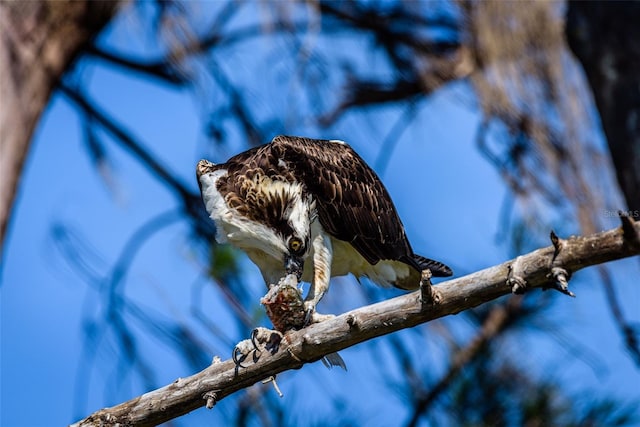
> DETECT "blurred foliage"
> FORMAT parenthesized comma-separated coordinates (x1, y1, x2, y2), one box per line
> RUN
(209, 243, 241, 282)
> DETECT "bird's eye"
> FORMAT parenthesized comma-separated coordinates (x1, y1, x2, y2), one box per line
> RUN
(288, 237, 304, 254)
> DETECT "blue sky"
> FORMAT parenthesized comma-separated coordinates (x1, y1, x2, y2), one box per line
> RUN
(2, 3, 639, 426)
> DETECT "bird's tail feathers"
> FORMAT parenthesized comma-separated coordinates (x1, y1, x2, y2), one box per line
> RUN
(411, 254, 453, 277)
(322, 352, 347, 370)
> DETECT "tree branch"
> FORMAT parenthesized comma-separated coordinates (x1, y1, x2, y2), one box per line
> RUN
(71, 220, 640, 427)
(57, 83, 215, 240)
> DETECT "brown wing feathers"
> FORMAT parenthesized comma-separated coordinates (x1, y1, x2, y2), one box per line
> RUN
(270, 136, 419, 266)
(202, 135, 452, 278)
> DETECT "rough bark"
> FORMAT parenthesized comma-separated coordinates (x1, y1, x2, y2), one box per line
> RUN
(566, 0, 640, 212)
(0, 0, 121, 252)
(71, 219, 640, 427)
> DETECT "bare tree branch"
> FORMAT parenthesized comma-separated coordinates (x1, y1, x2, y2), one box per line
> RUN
(72, 220, 640, 427)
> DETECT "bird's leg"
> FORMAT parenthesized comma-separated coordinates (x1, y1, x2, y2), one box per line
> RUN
(304, 230, 335, 324)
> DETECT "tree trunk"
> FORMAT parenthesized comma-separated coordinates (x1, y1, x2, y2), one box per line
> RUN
(0, 0, 122, 252)
(566, 0, 640, 212)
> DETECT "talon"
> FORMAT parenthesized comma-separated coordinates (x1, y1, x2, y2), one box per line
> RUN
(233, 339, 254, 367)
(304, 309, 313, 326)
(232, 346, 247, 367)
(303, 301, 316, 326)
(250, 328, 261, 350)
(264, 330, 283, 354)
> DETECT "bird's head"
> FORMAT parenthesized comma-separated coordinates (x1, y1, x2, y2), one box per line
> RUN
(248, 200, 313, 282)
(198, 157, 318, 283)
(232, 176, 316, 281)
(269, 187, 315, 281)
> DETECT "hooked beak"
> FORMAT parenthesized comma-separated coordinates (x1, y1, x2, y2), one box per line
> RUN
(284, 254, 304, 280)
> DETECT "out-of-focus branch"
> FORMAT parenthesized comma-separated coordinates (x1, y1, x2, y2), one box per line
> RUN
(57, 83, 214, 239)
(84, 16, 316, 88)
(319, 45, 473, 126)
(85, 45, 189, 85)
(72, 220, 640, 427)
(318, 1, 459, 52)
(316, 1, 473, 125)
(58, 83, 194, 201)
(405, 298, 523, 427)
(596, 265, 640, 366)
(57, 82, 267, 323)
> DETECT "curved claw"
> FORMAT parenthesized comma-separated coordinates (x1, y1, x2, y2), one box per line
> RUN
(232, 346, 247, 367)
(303, 301, 316, 326)
(233, 339, 255, 367)
(303, 309, 313, 326)
(250, 328, 261, 350)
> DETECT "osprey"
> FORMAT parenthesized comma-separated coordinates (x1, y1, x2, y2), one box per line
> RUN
(196, 135, 451, 320)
